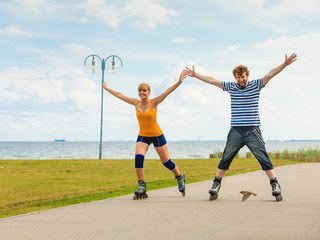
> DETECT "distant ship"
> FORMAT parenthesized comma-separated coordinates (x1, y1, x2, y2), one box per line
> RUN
(54, 139, 66, 142)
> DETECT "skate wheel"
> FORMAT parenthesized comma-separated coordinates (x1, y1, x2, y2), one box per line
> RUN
(209, 193, 218, 201)
(275, 194, 283, 202)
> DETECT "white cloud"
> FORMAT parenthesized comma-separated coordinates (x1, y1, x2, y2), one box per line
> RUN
(123, 0, 179, 29)
(3, 0, 50, 16)
(262, 0, 283, 9)
(170, 37, 196, 43)
(0, 65, 98, 111)
(5, 0, 179, 29)
(0, 25, 63, 39)
(215, 0, 320, 33)
(0, 26, 32, 37)
(225, 45, 240, 51)
(249, 33, 320, 77)
(252, 33, 320, 52)
(0, 63, 106, 141)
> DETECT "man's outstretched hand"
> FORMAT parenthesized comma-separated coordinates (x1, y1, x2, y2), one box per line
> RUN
(285, 53, 297, 66)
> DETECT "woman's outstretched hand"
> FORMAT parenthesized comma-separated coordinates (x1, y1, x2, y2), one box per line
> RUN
(179, 69, 188, 83)
(102, 81, 108, 90)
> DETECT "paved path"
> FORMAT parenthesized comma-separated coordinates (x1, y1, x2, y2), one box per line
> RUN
(1, 163, 320, 240)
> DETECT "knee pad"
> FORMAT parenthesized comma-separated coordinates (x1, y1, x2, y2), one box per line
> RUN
(135, 154, 145, 168)
(163, 159, 176, 171)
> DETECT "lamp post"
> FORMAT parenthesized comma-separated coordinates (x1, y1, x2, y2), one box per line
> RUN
(84, 54, 123, 159)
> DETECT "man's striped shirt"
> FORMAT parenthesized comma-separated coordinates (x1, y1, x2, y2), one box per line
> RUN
(222, 78, 264, 127)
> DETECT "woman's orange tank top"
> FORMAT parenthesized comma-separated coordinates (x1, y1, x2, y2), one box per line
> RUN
(136, 102, 163, 137)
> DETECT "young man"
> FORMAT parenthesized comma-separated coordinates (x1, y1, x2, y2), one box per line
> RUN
(185, 53, 297, 201)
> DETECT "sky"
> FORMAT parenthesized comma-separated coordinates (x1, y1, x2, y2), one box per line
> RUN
(0, 0, 319, 141)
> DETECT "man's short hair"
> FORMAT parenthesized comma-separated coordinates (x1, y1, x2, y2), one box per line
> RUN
(232, 65, 250, 77)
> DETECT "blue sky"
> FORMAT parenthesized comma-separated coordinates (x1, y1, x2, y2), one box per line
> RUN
(0, 0, 319, 141)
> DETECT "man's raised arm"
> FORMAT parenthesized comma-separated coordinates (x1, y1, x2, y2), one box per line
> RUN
(185, 66, 223, 89)
(262, 53, 297, 87)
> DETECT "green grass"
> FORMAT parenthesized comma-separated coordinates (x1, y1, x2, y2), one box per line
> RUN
(0, 158, 304, 218)
(276, 148, 320, 160)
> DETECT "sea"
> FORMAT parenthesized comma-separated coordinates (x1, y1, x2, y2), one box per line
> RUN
(1, 140, 320, 160)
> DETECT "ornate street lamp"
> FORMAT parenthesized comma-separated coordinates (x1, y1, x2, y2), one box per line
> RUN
(84, 54, 123, 159)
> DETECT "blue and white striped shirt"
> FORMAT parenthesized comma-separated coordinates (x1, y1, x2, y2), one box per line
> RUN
(222, 78, 264, 127)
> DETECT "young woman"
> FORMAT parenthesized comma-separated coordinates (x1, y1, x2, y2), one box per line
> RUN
(102, 70, 187, 199)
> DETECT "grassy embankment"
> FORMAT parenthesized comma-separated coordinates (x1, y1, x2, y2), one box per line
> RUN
(270, 148, 320, 161)
(0, 150, 316, 218)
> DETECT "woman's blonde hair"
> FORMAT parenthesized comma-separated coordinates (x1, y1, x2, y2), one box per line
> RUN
(138, 83, 151, 92)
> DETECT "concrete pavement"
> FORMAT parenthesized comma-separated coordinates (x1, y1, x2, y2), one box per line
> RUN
(1, 163, 320, 240)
